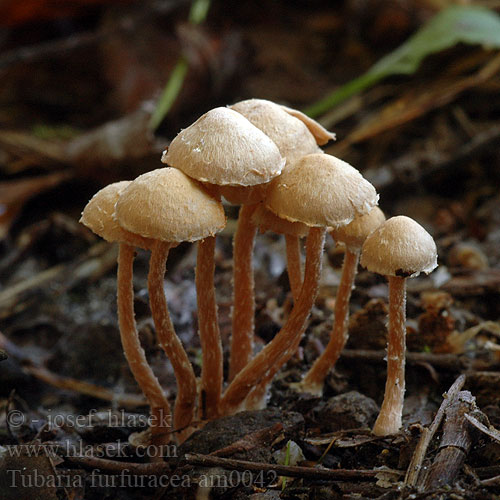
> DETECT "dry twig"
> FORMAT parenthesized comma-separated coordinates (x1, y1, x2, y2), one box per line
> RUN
(422, 391, 485, 490)
(183, 452, 399, 482)
(405, 374, 466, 488)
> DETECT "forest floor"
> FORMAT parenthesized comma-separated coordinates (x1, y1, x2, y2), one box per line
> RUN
(1, 1, 500, 499)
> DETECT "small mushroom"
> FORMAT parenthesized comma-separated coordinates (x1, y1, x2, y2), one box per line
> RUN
(115, 168, 226, 435)
(278, 103, 336, 145)
(230, 99, 325, 166)
(162, 107, 285, 383)
(220, 153, 379, 415)
(80, 182, 171, 443)
(360, 215, 438, 436)
(297, 207, 386, 395)
(229, 98, 335, 380)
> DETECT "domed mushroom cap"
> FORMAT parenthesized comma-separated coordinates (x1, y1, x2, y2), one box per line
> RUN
(252, 204, 309, 238)
(115, 168, 226, 243)
(360, 216, 438, 278)
(162, 107, 285, 187)
(230, 98, 321, 167)
(332, 206, 386, 252)
(266, 153, 379, 228)
(279, 104, 336, 146)
(80, 181, 151, 248)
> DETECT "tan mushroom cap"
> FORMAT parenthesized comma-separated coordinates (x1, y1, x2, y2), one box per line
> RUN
(360, 215, 438, 278)
(162, 107, 285, 187)
(230, 99, 321, 167)
(80, 181, 151, 248)
(279, 104, 336, 146)
(331, 206, 386, 252)
(115, 168, 226, 243)
(266, 153, 379, 229)
(252, 203, 309, 238)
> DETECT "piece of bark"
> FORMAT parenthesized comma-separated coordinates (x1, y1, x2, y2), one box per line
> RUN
(422, 390, 485, 490)
(405, 375, 465, 488)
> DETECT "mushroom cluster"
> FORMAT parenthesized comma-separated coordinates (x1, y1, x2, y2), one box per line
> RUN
(80, 98, 438, 448)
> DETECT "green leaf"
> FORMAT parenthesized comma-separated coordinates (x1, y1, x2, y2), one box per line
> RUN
(149, 60, 189, 131)
(305, 6, 500, 117)
(149, 0, 211, 130)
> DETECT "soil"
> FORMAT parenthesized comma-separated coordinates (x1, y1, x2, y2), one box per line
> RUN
(1, 1, 500, 499)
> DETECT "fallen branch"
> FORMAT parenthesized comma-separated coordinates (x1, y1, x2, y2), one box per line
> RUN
(405, 374, 466, 488)
(0, 242, 118, 319)
(183, 452, 399, 482)
(422, 391, 485, 490)
(464, 413, 500, 444)
(64, 454, 169, 475)
(0, 332, 146, 408)
(341, 349, 495, 372)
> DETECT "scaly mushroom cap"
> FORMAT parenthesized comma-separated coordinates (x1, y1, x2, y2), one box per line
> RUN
(80, 181, 151, 248)
(252, 203, 308, 238)
(266, 153, 379, 228)
(162, 107, 285, 187)
(331, 206, 386, 252)
(360, 215, 438, 278)
(115, 168, 226, 243)
(230, 98, 321, 167)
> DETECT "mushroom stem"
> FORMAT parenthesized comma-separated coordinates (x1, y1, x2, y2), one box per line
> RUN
(148, 240, 197, 442)
(221, 227, 326, 416)
(117, 243, 171, 442)
(299, 248, 359, 395)
(229, 203, 259, 381)
(372, 275, 407, 436)
(238, 233, 303, 411)
(196, 236, 223, 420)
(285, 233, 303, 302)
(243, 235, 305, 410)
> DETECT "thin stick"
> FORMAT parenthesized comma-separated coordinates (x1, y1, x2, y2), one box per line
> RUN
(65, 454, 169, 475)
(423, 391, 478, 490)
(340, 349, 492, 372)
(0, 332, 146, 407)
(405, 374, 466, 487)
(464, 413, 500, 444)
(183, 452, 397, 482)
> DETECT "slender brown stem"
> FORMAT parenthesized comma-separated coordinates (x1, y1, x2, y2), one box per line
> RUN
(372, 275, 407, 436)
(244, 234, 304, 409)
(116, 243, 171, 440)
(285, 234, 303, 302)
(229, 204, 259, 381)
(148, 240, 197, 441)
(196, 236, 223, 420)
(299, 248, 359, 395)
(221, 227, 326, 416)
